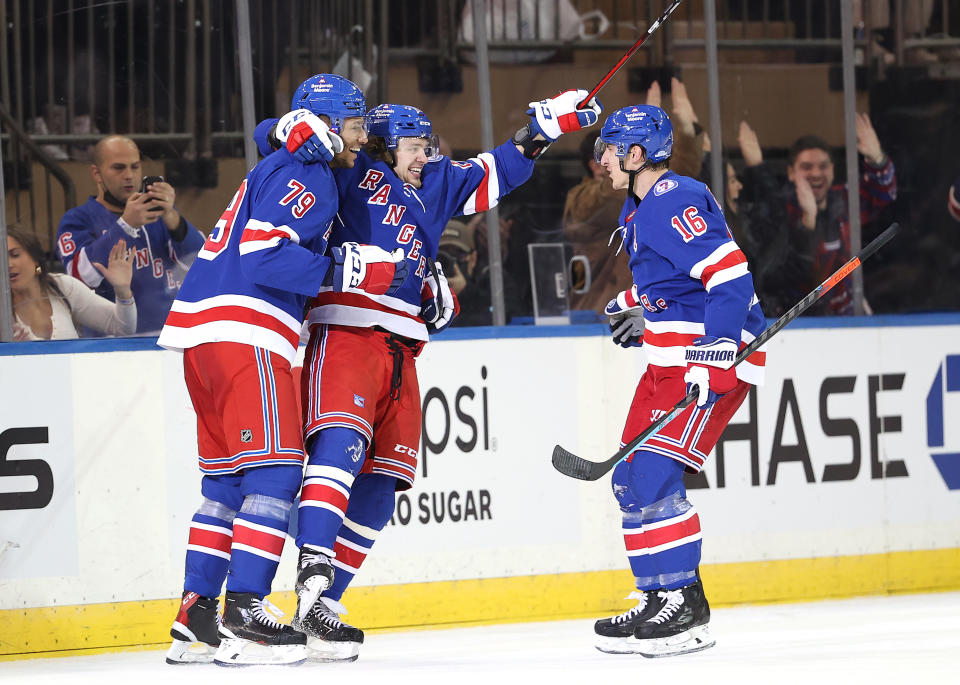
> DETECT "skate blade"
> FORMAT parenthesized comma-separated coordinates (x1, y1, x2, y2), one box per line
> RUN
(213, 638, 307, 667)
(636, 625, 716, 658)
(594, 635, 643, 655)
(296, 575, 332, 620)
(306, 636, 360, 663)
(165, 639, 216, 664)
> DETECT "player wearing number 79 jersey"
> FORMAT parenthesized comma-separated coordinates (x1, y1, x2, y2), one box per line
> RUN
(156, 74, 407, 668)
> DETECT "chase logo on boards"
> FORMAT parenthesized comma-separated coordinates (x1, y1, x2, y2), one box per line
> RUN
(926, 354, 960, 490)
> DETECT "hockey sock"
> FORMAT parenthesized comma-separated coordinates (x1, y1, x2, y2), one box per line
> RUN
(325, 473, 396, 601)
(631, 493, 702, 590)
(184, 498, 236, 598)
(225, 465, 302, 596)
(613, 451, 700, 590)
(296, 427, 367, 555)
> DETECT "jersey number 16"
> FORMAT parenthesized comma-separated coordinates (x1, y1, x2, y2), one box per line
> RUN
(671, 206, 707, 243)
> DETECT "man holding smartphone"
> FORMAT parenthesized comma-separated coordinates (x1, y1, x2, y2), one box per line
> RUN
(56, 135, 205, 334)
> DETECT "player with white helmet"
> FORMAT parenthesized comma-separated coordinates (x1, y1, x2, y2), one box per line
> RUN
(159, 73, 406, 667)
(591, 104, 766, 657)
(256, 89, 603, 662)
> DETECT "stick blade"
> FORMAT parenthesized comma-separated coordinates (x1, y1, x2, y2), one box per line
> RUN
(552, 444, 605, 481)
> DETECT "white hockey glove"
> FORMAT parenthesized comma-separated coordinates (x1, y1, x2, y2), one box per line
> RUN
(683, 336, 739, 408)
(526, 89, 603, 142)
(324, 243, 408, 296)
(604, 285, 645, 348)
(276, 109, 344, 163)
(420, 260, 460, 333)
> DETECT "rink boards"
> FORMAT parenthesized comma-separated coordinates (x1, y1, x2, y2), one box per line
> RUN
(1, 314, 959, 657)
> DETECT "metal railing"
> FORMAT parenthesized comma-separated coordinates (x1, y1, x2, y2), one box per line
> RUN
(3, 1, 957, 159)
(0, 102, 76, 254)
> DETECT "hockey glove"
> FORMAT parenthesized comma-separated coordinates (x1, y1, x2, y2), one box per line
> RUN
(604, 285, 645, 348)
(420, 260, 460, 333)
(526, 89, 603, 142)
(276, 109, 344, 163)
(683, 336, 739, 408)
(324, 243, 408, 297)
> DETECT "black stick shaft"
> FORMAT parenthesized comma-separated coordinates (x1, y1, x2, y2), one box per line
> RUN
(576, 0, 684, 109)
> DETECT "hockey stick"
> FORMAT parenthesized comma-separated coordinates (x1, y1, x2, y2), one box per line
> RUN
(576, 0, 684, 109)
(552, 222, 901, 481)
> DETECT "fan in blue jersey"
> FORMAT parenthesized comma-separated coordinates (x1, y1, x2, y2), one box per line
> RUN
(157, 73, 407, 668)
(590, 105, 768, 658)
(56, 136, 206, 333)
(255, 89, 602, 662)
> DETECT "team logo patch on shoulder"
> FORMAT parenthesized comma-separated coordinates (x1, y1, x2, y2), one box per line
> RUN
(354, 394, 365, 408)
(653, 178, 679, 196)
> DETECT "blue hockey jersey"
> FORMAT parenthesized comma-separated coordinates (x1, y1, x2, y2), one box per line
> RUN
(57, 197, 206, 333)
(307, 144, 534, 339)
(621, 172, 767, 384)
(157, 148, 338, 364)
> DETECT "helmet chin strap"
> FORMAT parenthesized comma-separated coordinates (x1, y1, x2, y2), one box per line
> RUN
(620, 158, 651, 203)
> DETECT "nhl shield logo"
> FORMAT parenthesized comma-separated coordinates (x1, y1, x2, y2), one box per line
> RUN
(240, 429, 253, 443)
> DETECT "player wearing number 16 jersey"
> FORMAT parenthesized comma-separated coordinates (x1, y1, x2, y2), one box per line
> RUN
(592, 105, 767, 658)
(157, 74, 406, 668)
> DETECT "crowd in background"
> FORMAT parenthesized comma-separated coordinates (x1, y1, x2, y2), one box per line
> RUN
(7, 1, 960, 339)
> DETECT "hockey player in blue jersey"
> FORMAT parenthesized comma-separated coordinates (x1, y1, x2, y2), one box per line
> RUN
(257, 88, 602, 661)
(591, 105, 767, 657)
(157, 74, 407, 667)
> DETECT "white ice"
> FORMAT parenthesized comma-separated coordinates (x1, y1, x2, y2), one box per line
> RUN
(2, 592, 958, 685)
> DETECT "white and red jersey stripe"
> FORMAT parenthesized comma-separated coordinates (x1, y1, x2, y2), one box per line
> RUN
(460, 152, 501, 216)
(306, 290, 428, 341)
(690, 242, 751, 292)
(641, 317, 766, 385)
(159, 294, 304, 365)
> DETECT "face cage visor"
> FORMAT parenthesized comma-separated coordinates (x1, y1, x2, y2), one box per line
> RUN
(396, 135, 442, 162)
(334, 116, 369, 137)
(594, 136, 621, 163)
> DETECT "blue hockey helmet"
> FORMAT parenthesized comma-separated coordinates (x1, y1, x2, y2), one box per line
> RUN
(365, 104, 440, 160)
(291, 74, 366, 134)
(594, 105, 673, 165)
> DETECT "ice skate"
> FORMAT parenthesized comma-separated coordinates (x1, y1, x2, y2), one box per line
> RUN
(594, 590, 664, 654)
(165, 591, 221, 664)
(295, 546, 335, 620)
(213, 592, 307, 667)
(631, 579, 715, 658)
(292, 595, 364, 662)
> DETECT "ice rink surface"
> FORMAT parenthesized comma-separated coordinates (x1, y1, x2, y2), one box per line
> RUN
(3, 592, 958, 685)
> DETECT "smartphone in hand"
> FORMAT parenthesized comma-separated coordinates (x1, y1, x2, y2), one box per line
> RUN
(141, 175, 164, 211)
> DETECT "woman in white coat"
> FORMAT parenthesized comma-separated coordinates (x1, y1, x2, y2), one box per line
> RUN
(7, 224, 136, 340)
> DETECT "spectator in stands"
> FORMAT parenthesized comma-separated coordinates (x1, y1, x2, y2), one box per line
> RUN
(699, 121, 792, 314)
(741, 114, 896, 316)
(450, 212, 526, 326)
(7, 224, 136, 341)
(435, 219, 476, 298)
(56, 135, 205, 334)
(562, 130, 633, 313)
(563, 77, 705, 314)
